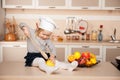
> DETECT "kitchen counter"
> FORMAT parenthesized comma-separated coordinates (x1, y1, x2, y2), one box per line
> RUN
(0, 62, 120, 80)
(0, 40, 120, 46)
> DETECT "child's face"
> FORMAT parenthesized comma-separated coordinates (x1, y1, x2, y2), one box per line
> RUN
(38, 30, 52, 40)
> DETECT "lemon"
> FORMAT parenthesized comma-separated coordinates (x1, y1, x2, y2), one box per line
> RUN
(90, 58, 97, 64)
(73, 51, 81, 59)
(46, 59, 55, 67)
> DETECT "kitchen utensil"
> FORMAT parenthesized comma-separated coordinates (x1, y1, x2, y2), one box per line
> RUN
(64, 29, 72, 34)
(5, 18, 17, 41)
(29, 36, 48, 60)
(64, 17, 77, 34)
(5, 19, 11, 33)
(78, 20, 88, 40)
(78, 19, 88, 33)
(12, 16, 17, 33)
(115, 56, 120, 65)
(5, 32, 16, 41)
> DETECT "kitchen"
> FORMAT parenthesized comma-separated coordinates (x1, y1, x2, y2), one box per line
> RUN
(0, 0, 120, 80)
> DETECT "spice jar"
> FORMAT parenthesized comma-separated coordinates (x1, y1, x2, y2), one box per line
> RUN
(91, 30, 97, 41)
(86, 34, 90, 40)
(66, 35, 71, 40)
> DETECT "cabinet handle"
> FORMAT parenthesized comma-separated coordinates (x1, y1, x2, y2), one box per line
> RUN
(16, 6, 22, 8)
(82, 7, 88, 9)
(117, 46, 120, 48)
(13, 45, 20, 47)
(115, 8, 120, 10)
(49, 6, 56, 8)
(82, 46, 89, 48)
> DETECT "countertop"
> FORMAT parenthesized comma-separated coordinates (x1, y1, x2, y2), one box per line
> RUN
(0, 40, 120, 46)
(0, 62, 120, 80)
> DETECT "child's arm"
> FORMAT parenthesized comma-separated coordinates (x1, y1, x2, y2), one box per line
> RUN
(19, 23, 30, 37)
(46, 40, 56, 62)
(19, 23, 49, 60)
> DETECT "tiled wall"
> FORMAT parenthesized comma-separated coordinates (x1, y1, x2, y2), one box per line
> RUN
(5, 9, 120, 41)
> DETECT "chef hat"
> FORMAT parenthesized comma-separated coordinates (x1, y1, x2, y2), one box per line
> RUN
(39, 17, 57, 32)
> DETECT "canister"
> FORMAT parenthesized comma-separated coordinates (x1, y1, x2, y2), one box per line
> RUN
(91, 30, 97, 41)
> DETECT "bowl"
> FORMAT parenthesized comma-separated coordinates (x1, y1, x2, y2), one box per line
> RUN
(115, 56, 120, 65)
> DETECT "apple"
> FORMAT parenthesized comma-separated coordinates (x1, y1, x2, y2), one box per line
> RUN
(81, 52, 90, 59)
(78, 58, 86, 65)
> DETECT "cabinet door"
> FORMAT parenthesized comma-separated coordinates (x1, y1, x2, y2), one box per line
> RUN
(36, 0, 68, 9)
(68, 45, 103, 61)
(55, 45, 68, 62)
(103, 46, 120, 62)
(2, 0, 35, 9)
(2, 45, 27, 62)
(102, 0, 120, 10)
(70, 0, 101, 9)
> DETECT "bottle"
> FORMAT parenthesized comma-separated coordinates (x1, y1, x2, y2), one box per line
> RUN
(98, 30, 103, 41)
(98, 25, 103, 41)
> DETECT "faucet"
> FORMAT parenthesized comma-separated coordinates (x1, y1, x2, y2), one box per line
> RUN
(114, 28, 116, 40)
(110, 28, 116, 41)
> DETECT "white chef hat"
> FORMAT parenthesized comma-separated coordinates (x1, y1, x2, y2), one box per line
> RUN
(39, 17, 57, 32)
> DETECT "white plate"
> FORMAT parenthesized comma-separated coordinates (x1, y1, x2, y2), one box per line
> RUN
(109, 40, 119, 43)
(114, 40, 119, 43)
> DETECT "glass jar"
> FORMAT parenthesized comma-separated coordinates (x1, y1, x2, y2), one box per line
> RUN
(86, 34, 90, 40)
(91, 30, 97, 41)
(66, 35, 71, 40)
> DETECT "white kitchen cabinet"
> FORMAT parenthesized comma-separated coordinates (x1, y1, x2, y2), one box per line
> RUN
(69, 0, 101, 10)
(36, 0, 68, 9)
(2, 0, 35, 9)
(102, 0, 120, 10)
(103, 46, 120, 62)
(55, 44, 68, 62)
(68, 45, 103, 61)
(0, 44, 27, 62)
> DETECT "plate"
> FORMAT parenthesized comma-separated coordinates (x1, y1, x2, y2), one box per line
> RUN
(78, 60, 100, 67)
(109, 40, 120, 43)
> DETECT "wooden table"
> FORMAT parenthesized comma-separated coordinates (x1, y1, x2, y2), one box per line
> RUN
(0, 62, 120, 80)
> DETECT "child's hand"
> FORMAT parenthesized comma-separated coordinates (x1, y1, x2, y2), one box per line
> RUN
(22, 27, 30, 37)
(49, 54, 56, 64)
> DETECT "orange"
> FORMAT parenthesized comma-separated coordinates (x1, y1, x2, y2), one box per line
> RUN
(86, 60, 92, 66)
(68, 55, 75, 62)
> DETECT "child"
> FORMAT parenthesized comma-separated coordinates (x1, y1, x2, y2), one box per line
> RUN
(19, 17, 78, 74)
